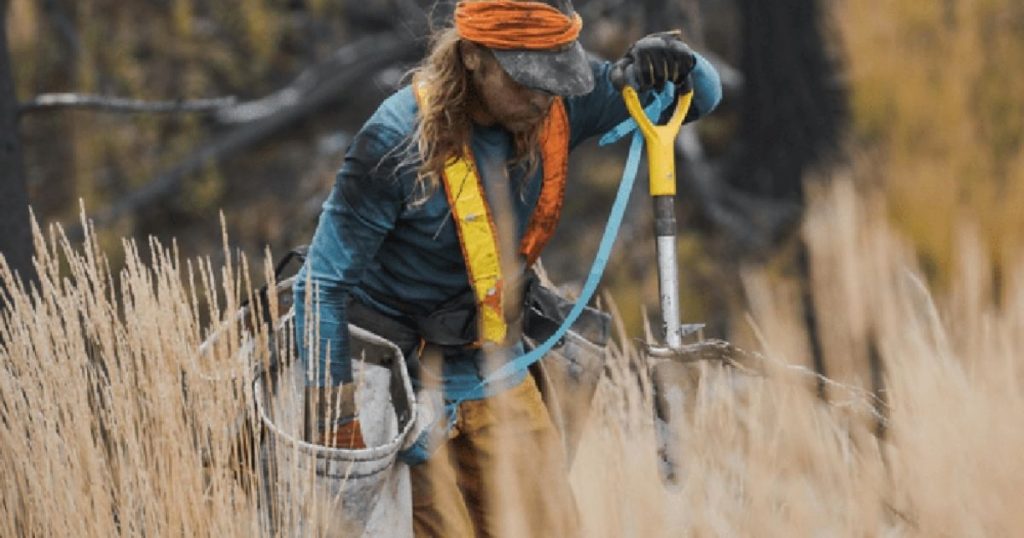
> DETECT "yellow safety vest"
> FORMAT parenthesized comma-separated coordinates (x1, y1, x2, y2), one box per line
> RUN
(413, 82, 570, 345)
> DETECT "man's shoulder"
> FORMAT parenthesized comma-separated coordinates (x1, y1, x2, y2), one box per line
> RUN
(364, 85, 418, 141)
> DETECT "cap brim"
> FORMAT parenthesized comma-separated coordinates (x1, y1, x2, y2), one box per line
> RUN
(492, 41, 595, 97)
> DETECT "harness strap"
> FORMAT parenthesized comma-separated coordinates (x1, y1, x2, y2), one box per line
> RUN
(441, 152, 508, 344)
(413, 81, 570, 346)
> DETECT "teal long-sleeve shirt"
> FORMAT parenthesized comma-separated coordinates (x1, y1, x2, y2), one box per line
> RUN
(295, 55, 721, 400)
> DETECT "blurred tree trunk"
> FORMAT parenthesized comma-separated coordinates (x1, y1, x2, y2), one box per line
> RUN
(0, 0, 35, 287)
(729, 0, 845, 202)
(728, 0, 846, 384)
(675, 0, 845, 357)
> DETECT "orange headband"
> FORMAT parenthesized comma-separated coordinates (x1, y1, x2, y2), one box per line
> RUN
(454, 1, 583, 50)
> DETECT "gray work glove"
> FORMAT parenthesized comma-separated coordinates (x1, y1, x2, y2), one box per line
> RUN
(610, 31, 697, 91)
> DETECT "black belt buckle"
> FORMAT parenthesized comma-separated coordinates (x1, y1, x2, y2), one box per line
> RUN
(523, 281, 611, 348)
(415, 307, 478, 347)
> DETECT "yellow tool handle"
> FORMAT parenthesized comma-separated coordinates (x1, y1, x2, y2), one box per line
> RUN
(620, 86, 694, 197)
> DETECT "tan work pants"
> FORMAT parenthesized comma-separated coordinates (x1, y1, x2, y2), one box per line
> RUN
(410, 374, 580, 537)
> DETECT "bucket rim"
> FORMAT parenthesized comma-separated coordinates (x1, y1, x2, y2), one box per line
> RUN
(255, 321, 418, 462)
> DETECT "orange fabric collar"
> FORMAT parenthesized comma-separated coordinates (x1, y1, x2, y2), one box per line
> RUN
(454, 1, 582, 50)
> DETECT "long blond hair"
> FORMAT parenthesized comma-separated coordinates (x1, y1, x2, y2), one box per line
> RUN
(405, 25, 544, 202)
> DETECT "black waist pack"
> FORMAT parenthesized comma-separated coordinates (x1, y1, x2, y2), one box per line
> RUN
(406, 270, 611, 350)
(257, 246, 609, 353)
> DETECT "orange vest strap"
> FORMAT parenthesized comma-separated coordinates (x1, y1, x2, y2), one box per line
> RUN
(520, 98, 569, 265)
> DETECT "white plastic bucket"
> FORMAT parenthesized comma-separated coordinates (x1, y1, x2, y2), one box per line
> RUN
(255, 321, 417, 537)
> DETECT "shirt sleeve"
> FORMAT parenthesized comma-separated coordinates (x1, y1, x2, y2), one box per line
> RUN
(294, 123, 406, 386)
(566, 51, 723, 148)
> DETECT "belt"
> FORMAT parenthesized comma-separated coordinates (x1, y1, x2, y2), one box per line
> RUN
(350, 270, 610, 353)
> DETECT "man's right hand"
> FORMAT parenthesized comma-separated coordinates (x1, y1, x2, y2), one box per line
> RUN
(321, 418, 366, 449)
(303, 384, 367, 449)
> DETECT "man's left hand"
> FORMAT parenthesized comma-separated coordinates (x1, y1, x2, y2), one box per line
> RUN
(611, 31, 697, 91)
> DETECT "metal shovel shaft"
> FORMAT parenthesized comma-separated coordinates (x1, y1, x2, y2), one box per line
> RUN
(653, 196, 682, 348)
(616, 83, 696, 487)
(618, 85, 693, 349)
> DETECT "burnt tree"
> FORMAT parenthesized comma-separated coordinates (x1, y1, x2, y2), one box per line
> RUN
(678, 0, 846, 255)
(729, 0, 845, 205)
(726, 0, 847, 385)
(0, 0, 35, 288)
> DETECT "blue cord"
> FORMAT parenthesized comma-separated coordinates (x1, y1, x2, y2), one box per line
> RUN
(398, 85, 676, 464)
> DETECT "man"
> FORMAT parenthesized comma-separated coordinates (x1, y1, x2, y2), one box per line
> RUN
(294, 0, 721, 535)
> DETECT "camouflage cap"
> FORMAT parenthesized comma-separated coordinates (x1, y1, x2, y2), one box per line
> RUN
(469, 0, 595, 96)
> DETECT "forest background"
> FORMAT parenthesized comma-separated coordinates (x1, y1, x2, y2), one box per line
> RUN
(4, 0, 1024, 536)
(4, 0, 1022, 339)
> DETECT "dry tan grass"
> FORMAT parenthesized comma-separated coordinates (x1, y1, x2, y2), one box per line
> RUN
(0, 216, 267, 536)
(3, 180, 1023, 536)
(569, 180, 1024, 536)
